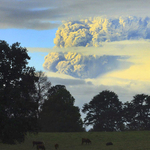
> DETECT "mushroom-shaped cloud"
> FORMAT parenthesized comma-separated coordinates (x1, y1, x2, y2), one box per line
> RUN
(43, 52, 131, 79)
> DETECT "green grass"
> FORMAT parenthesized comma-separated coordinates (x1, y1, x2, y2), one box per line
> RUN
(1, 131, 150, 150)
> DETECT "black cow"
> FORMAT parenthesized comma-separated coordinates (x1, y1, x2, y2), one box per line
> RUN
(82, 138, 91, 144)
(86, 139, 91, 144)
(106, 142, 113, 146)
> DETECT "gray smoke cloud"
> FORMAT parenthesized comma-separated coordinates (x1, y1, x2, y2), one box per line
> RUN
(54, 16, 150, 48)
(43, 16, 150, 78)
(43, 52, 131, 79)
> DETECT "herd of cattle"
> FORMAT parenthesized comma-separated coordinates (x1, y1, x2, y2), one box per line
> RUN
(32, 139, 113, 150)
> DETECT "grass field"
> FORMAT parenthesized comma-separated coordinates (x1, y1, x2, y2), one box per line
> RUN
(1, 131, 150, 150)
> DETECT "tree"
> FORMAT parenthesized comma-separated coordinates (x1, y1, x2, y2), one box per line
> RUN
(123, 94, 150, 130)
(82, 90, 123, 131)
(0, 41, 39, 144)
(34, 71, 51, 116)
(39, 85, 84, 132)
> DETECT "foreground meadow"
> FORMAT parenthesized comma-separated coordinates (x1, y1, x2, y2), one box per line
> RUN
(1, 131, 150, 150)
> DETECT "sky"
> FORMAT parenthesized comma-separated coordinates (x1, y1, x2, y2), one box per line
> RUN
(1, 0, 150, 127)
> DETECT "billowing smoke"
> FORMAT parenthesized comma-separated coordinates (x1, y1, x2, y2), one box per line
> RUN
(43, 16, 148, 78)
(54, 16, 150, 48)
(43, 52, 131, 79)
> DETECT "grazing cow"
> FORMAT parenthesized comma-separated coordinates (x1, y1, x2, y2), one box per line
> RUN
(86, 139, 91, 144)
(36, 144, 46, 150)
(33, 141, 44, 147)
(82, 138, 91, 144)
(106, 142, 113, 146)
(82, 138, 87, 144)
(55, 143, 59, 149)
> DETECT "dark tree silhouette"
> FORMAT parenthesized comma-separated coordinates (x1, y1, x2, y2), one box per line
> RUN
(34, 71, 51, 117)
(39, 85, 84, 132)
(0, 40, 39, 144)
(82, 90, 123, 131)
(123, 94, 150, 130)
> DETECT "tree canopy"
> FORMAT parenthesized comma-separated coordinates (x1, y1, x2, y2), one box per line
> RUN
(39, 85, 84, 132)
(82, 90, 123, 131)
(0, 41, 39, 144)
(123, 94, 150, 130)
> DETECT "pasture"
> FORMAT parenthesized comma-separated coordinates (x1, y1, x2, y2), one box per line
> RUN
(1, 131, 150, 150)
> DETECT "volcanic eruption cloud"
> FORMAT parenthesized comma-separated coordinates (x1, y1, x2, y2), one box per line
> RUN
(43, 16, 150, 79)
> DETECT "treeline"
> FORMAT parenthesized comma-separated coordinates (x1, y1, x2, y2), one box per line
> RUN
(1, 40, 150, 144)
(39, 87, 150, 133)
(82, 90, 150, 132)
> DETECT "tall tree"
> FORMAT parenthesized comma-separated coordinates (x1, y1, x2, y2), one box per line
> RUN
(39, 85, 84, 132)
(82, 90, 123, 131)
(0, 41, 39, 144)
(123, 94, 150, 130)
(34, 71, 51, 116)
